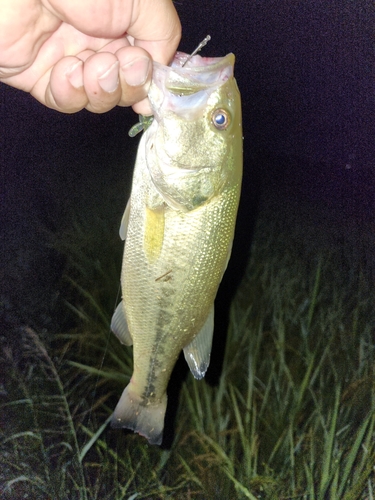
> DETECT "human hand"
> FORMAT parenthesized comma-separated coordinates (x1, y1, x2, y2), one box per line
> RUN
(0, 0, 181, 114)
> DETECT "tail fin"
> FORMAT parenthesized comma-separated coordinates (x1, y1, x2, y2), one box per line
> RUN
(111, 386, 167, 445)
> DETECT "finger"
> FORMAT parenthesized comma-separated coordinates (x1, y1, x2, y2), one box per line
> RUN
(132, 96, 152, 116)
(45, 52, 124, 113)
(82, 51, 123, 113)
(99, 39, 153, 112)
(115, 46, 152, 110)
(75, 49, 96, 62)
(98, 38, 132, 55)
(35, 46, 153, 114)
(36, 56, 88, 113)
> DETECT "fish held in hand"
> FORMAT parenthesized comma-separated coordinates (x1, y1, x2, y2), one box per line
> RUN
(111, 51, 243, 445)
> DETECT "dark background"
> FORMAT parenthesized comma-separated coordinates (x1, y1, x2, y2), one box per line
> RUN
(1, 0, 374, 331)
(179, 0, 374, 169)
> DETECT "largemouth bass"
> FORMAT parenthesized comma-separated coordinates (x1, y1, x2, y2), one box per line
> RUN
(111, 51, 242, 445)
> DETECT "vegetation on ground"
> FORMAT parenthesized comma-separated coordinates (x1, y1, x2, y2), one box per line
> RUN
(1, 183, 374, 499)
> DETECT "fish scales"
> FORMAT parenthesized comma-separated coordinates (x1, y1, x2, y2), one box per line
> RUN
(111, 51, 242, 444)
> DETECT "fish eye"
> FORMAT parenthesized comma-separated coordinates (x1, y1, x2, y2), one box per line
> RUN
(211, 108, 230, 130)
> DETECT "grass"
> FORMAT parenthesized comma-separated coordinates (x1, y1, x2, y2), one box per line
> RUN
(1, 182, 374, 499)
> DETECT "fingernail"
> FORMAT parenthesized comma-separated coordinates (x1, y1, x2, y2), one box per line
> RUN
(66, 61, 83, 89)
(98, 62, 119, 93)
(121, 57, 150, 86)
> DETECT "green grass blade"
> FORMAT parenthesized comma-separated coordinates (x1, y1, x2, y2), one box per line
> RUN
(79, 414, 112, 463)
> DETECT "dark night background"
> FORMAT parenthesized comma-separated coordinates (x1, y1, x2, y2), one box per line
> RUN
(1, 0, 374, 332)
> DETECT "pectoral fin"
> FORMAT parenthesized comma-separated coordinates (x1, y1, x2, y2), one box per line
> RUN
(183, 306, 214, 380)
(111, 301, 133, 346)
(119, 199, 131, 241)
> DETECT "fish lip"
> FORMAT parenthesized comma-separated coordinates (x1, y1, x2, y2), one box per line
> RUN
(150, 53, 235, 102)
(171, 52, 235, 70)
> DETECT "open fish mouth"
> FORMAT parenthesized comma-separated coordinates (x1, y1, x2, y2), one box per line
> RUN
(150, 52, 235, 119)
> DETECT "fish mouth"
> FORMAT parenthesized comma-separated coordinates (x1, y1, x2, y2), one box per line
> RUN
(172, 51, 233, 68)
(149, 53, 235, 118)
(168, 52, 233, 96)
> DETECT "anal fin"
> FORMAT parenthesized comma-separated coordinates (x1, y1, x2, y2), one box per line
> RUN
(183, 306, 214, 380)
